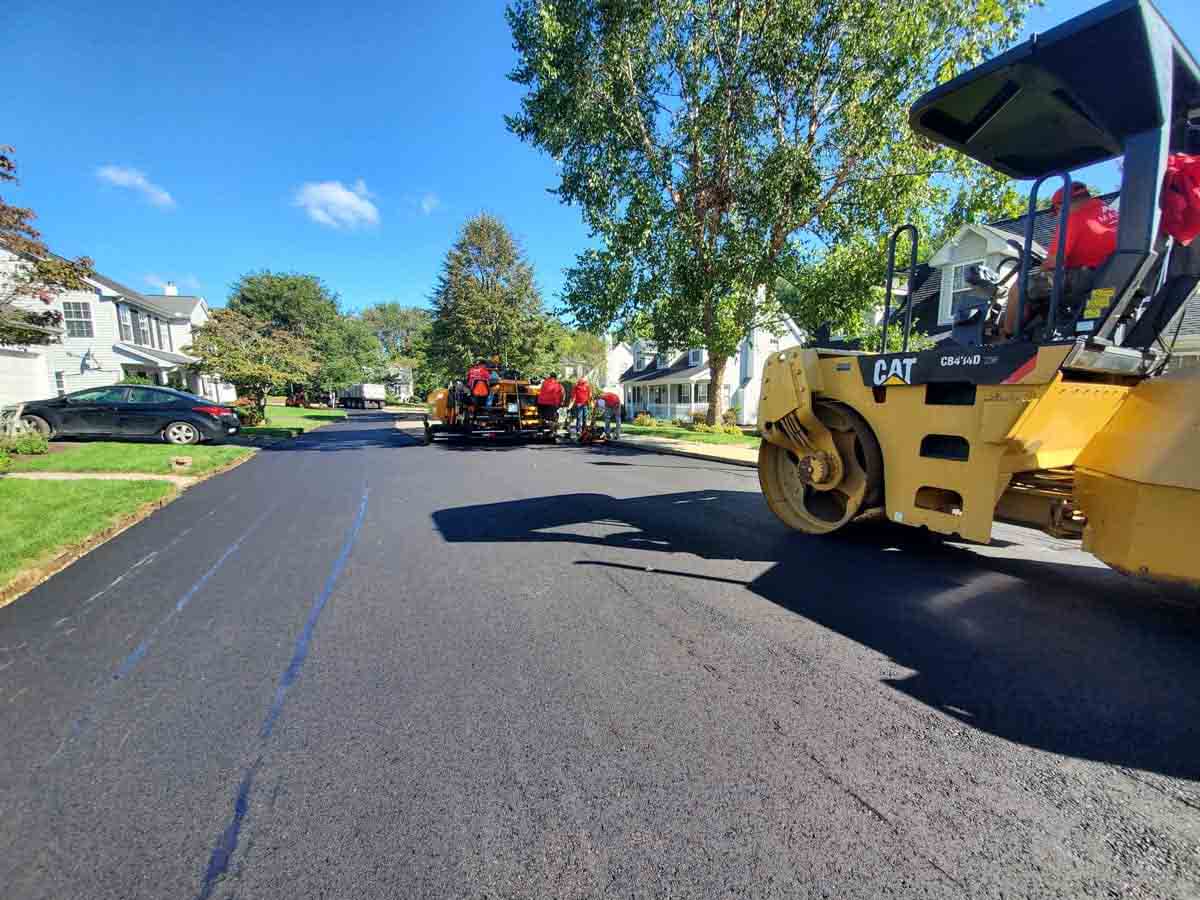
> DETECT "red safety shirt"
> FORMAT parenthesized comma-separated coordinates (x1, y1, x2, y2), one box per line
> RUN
(1161, 153, 1200, 246)
(1045, 197, 1119, 270)
(572, 380, 592, 405)
(600, 391, 621, 409)
(537, 378, 564, 406)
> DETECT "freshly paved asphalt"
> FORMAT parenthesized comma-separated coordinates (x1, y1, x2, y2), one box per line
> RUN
(2, 411, 1199, 899)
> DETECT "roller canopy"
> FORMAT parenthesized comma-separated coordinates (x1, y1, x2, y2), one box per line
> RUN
(909, 0, 1200, 179)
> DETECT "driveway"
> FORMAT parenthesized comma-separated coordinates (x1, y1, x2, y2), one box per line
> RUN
(1, 411, 1198, 898)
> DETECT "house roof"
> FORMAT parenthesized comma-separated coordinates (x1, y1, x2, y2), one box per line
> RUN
(89, 273, 187, 319)
(619, 350, 711, 383)
(143, 294, 205, 317)
(114, 342, 196, 367)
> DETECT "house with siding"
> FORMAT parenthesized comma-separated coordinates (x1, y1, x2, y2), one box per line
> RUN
(619, 314, 805, 425)
(0, 246, 234, 407)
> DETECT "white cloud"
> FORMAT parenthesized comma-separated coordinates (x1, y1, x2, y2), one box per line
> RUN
(292, 178, 380, 229)
(419, 192, 441, 215)
(95, 165, 175, 208)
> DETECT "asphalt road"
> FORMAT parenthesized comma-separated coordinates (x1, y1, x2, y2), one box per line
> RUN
(2, 411, 1199, 899)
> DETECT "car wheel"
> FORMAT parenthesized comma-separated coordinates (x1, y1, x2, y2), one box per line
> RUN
(163, 421, 200, 445)
(20, 414, 53, 438)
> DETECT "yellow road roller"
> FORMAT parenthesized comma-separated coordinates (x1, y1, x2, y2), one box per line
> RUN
(757, 0, 1200, 586)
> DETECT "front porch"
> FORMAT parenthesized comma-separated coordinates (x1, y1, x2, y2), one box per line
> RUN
(625, 380, 730, 423)
(114, 342, 235, 402)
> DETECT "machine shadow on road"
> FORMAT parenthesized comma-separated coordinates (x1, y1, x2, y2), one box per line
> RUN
(433, 489, 1200, 781)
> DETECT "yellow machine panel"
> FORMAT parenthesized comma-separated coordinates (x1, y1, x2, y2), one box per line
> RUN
(1073, 367, 1200, 584)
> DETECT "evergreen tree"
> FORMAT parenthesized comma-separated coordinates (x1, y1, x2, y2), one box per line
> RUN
(427, 214, 559, 379)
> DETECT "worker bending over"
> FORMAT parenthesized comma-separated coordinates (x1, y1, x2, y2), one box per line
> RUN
(598, 390, 621, 439)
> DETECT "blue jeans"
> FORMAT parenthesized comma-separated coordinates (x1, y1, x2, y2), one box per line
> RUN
(574, 405, 589, 436)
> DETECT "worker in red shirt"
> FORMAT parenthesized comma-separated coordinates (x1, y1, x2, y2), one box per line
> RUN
(466, 359, 490, 404)
(569, 377, 592, 441)
(536, 373, 564, 431)
(598, 390, 622, 439)
(1004, 182, 1119, 338)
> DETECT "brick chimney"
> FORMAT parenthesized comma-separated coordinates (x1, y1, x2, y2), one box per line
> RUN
(164, 281, 179, 296)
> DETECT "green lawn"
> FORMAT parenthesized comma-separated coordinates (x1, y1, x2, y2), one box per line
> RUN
(8, 442, 254, 476)
(0, 480, 174, 589)
(240, 404, 347, 438)
(621, 423, 761, 448)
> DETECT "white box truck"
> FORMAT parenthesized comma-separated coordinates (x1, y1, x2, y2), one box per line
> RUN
(338, 383, 387, 410)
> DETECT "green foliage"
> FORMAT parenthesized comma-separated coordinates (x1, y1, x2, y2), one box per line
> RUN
(362, 302, 431, 359)
(189, 309, 318, 420)
(120, 373, 157, 386)
(227, 271, 340, 337)
(2, 431, 49, 455)
(0, 449, 9, 474)
(691, 411, 708, 426)
(1, 146, 93, 345)
(633, 412, 658, 427)
(693, 422, 714, 433)
(507, 0, 1034, 422)
(427, 214, 561, 379)
(721, 408, 739, 426)
(311, 315, 389, 396)
(720, 423, 743, 436)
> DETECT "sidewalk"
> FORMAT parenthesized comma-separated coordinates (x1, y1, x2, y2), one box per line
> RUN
(609, 432, 759, 468)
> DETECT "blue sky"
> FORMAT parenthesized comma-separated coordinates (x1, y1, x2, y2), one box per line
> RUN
(5, 0, 1199, 314)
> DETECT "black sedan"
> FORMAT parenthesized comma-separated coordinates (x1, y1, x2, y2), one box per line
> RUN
(20, 385, 241, 445)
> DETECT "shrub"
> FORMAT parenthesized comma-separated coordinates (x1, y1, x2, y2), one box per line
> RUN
(633, 412, 657, 427)
(234, 405, 265, 426)
(2, 431, 49, 455)
(120, 373, 157, 386)
(691, 411, 707, 425)
(672, 417, 689, 427)
(693, 422, 713, 433)
(721, 424, 744, 436)
(0, 449, 9, 474)
(721, 407, 739, 426)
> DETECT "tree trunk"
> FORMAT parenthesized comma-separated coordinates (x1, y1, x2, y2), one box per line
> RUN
(706, 354, 727, 426)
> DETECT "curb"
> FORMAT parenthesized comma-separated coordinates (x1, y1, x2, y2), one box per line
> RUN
(608, 438, 759, 469)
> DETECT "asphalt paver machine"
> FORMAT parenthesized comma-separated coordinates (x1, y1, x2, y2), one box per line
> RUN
(425, 370, 556, 443)
(757, 0, 1200, 585)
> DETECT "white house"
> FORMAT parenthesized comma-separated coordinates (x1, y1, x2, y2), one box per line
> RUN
(0, 248, 234, 407)
(619, 314, 805, 426)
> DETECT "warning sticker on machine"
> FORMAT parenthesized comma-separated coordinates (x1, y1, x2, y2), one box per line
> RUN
(1083, 287, 1115, 319)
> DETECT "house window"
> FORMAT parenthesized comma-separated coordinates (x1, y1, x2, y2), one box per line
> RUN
(740, 346, 754, 382)
(695, 382, 709, 403)
(655, 353, 669, 369)
(132, 309, 151, 345)
(688, 348, 705, 366)
(62, 301, 94, 338)
(942, 259, 985, 323)
(54, 371, 65, 397)
(118, 305, 133, 342)
(674, 384, 690, 403)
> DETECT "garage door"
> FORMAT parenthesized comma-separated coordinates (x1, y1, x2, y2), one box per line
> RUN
(0, 348, 50, 406)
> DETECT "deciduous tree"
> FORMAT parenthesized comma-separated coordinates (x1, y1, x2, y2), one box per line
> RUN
(507, 0, 1034, 422)
(0, 146, 93, 345)
(188, 310, 318, 421)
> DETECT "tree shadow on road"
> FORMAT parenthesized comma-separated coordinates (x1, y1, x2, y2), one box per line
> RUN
(433, 489, 1200, 780)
